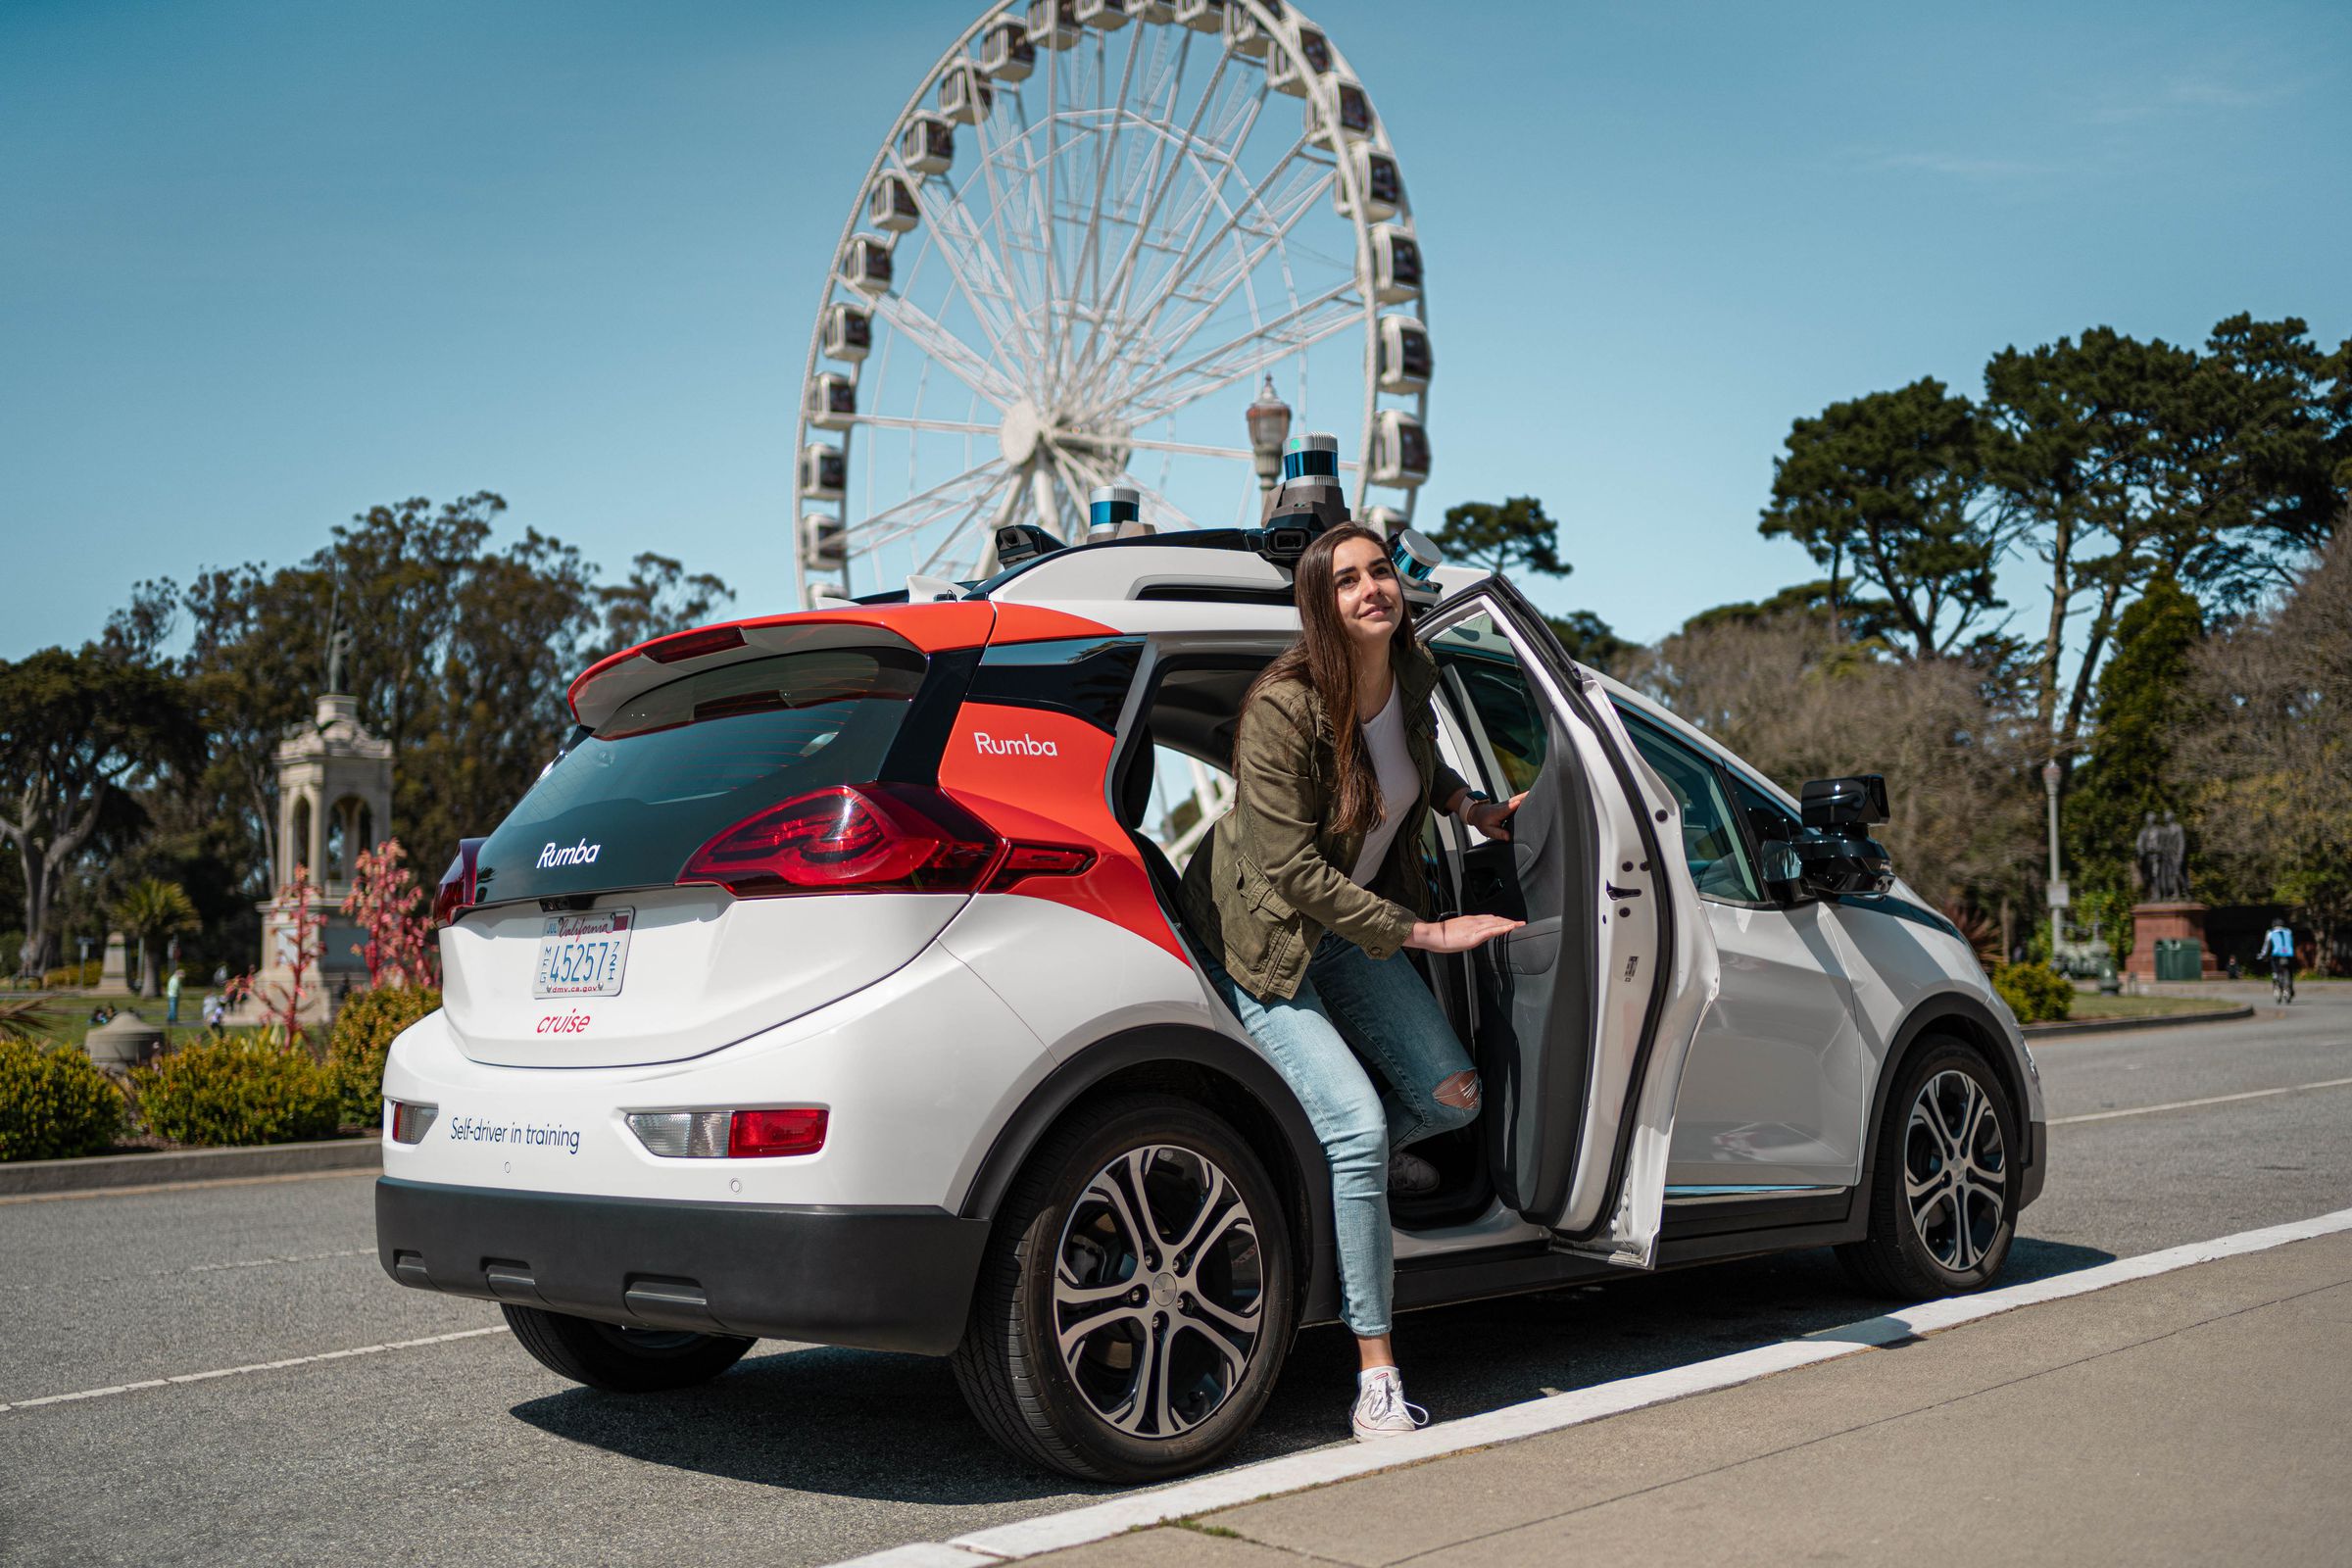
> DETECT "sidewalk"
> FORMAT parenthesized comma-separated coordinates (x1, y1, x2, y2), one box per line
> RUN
(1035, 1231, 2352, 1568)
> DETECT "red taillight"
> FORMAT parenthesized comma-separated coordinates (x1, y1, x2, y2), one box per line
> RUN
(680, 783, 1002, 895)
(433, 838, 484, 928)
(728, 1107, 828, 1158)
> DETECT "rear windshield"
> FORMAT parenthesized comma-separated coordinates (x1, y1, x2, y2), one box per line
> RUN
(471, 646, 928, 906)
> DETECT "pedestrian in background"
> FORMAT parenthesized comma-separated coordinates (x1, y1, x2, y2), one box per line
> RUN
(166, 967, 182, 1025)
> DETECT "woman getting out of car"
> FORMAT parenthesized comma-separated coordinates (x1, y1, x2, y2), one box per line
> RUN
(1178, 522, 1526, 1443)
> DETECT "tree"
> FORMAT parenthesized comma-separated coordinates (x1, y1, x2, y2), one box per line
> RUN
(1544, 611, 1634, 674)
(1633, 611, 2039, 910)
(1680, 579, 1903, 650)
(596, 552, 736, 658)
(1760, 378, 2005, 658)
(0, 650, 201, 970)
(2178, 529, 2352, 970)
(2064, 577, 2203, 893)
(1430, 496, 1569, 579)
(113, 878, 199, 998)
(1983, 316, 2351, 763)
(2151, 316, 2351, 605)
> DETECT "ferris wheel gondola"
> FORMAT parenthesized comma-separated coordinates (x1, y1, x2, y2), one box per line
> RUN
(793, 0, 1434, 604)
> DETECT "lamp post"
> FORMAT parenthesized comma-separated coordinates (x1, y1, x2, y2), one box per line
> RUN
(2042, 758, 2069, 944)
(1246, 375, 1291, 510)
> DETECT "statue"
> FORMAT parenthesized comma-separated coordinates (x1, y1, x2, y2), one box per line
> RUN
(2157, 809, 2189, 901)
(2134, 811, 2165, 900)
(2135, 808, 2191, 902)
(324, 620, 356, 695)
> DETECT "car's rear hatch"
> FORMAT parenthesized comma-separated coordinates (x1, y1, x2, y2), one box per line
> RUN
(443, 629, 970, 1068)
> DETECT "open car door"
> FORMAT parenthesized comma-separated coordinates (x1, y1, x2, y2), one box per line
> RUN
(1418, 577, 1721, 1267)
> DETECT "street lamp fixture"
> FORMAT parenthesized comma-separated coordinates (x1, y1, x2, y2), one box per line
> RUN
(1246, 374, 1292, 504)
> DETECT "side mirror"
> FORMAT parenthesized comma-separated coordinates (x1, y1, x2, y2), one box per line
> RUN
(1796, 775, 1894, 897)
(1794, 830, 1894, 898)
(1800, 774, 1889, 830)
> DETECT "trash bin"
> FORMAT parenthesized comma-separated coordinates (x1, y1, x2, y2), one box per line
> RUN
(2154, 938, 2203, 982)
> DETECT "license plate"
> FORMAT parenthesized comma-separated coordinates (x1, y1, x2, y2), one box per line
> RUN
(533, 909, 633, 999)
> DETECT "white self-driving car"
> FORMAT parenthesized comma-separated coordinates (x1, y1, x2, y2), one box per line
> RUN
(378, 529, 2046, 1481)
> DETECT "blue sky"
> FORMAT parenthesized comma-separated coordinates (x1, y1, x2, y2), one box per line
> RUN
(4, 0, 2347, 662)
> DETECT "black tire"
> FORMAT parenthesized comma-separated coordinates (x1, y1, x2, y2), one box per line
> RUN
(950, 1094, 1297, 1482)
(1838, 1036, 2020, 1299)
(502, 1305, 755, 1393)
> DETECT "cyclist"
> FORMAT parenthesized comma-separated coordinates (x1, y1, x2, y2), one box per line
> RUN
(2263, 919, 2296, 1004)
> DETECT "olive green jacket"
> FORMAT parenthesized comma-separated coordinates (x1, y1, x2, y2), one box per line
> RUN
(1178, 638, 1471, 1002)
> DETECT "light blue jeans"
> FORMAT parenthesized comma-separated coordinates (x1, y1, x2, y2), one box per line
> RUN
(1193, 931, 1479, 1337)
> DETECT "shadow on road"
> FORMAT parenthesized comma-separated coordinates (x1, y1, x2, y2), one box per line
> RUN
(510, 1235, 2119, 1502)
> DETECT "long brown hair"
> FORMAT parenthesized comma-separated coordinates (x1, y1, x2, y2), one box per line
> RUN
(1242, 523, 1407, 835)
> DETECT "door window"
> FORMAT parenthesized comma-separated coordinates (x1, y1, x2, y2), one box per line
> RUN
(1615, 710, 1764, 904)
(1427, 612, 1546, 795)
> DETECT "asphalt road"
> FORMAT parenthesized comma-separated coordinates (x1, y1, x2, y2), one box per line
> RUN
(4, 984, 2346, 1567)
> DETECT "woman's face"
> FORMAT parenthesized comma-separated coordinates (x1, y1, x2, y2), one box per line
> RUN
(1328, 534, 1401, 657)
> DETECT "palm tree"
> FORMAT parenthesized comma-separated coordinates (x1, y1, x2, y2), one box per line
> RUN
(112, 879, 199, 999)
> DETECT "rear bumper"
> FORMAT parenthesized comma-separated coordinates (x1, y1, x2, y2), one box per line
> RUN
(375, 1177, 987, 1356)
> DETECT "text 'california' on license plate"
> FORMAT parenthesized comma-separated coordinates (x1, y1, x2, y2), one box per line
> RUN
(533, 908, 632, 999)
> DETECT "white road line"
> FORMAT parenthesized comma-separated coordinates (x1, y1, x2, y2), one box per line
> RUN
(185, 1247, 376, 1275)
(827, 1205, 2352, 1568)
(1, 1247, 378, 1294)
(2051, 1075, 2352, 1125)
(0, 1326, 508, 1414)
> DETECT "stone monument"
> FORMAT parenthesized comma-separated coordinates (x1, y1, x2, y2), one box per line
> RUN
(2126, 808, 2218, 981)
(93, 931, 135, 996)
(237, 633, 393, 1026)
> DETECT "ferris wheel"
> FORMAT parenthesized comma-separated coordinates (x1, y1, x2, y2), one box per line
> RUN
(793, 0, 1433, 604)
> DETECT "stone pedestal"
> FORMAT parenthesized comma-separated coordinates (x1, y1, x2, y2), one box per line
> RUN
(2127, 901, 2222, 981)
(84, 1014, 166, 1068)
(93, 932, 134, 995)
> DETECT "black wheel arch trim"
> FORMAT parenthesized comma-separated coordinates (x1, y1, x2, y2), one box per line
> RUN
(956, 1021, 1342, 1327)
(1857, 991, 2041, 1215)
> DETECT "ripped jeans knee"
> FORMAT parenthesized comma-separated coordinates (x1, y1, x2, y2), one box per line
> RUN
(1426, 1069, 1481, 1131)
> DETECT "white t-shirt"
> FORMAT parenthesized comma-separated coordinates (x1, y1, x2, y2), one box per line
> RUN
(1347, 681, 1420, 886)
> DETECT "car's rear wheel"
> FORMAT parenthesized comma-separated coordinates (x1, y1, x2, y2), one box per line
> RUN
(952, 1094, 1296, 1481)
(503, 1304, 755, 1393)
(1838, 1036, 2020, 1298)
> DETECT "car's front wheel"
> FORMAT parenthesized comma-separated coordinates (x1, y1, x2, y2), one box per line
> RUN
(503, 1305, 755, 1393)
(1839, 1036, 2021, 1298)
(952, 1094, 1296, 1481)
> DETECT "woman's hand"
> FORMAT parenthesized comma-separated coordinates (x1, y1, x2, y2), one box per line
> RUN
(1404, 914, 1525, 953)
(1464, 792, 1527, 842)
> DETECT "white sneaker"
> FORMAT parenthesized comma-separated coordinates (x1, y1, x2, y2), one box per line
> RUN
(1350, 1366, 1429, 1442)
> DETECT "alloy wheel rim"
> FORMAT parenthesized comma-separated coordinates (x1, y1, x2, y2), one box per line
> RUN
(1904, 1068, 2008, 1273)
(1053, 1144, 1263, 1441)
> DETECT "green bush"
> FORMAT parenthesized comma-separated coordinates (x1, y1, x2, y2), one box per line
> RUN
(0, 1040, 126, 1160)
(133, 1033, 339, 1147)
(1993, 961, 2074, 1024)
(327, 986, 442, 1127)
(40, 960, 102, 990)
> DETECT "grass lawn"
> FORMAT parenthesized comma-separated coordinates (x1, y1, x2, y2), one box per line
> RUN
(2066, 992, 2246, 1020)
(3, 991, 219, 1054)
